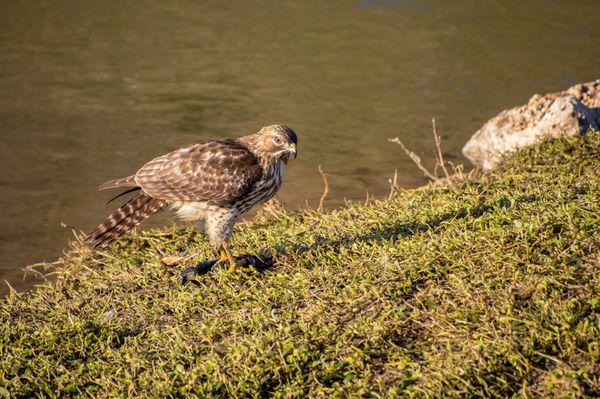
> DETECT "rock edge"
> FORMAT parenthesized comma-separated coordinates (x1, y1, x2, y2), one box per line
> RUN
(463, 80, 600, 170)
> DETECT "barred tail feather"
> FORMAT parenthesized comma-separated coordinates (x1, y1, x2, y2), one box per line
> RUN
(84, 193, 166, 248)
(99, 175, 137, 190)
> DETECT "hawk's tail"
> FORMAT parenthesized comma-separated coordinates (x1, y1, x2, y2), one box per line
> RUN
(84, 193, 167, 249)
(99, 175, 136, 190)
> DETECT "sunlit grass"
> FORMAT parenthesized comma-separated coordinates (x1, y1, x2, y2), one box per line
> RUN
(1, 133, 599, 397)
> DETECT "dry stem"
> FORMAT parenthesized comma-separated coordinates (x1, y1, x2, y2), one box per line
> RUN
(388, 137, 438, 181)
(317, 165, 329, 213)
(388, 169, 398, 200)
(432, 118, 450, 179)
(388, 118, 465, 194)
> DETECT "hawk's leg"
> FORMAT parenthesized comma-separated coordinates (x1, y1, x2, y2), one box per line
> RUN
(218, 241, 237, 271)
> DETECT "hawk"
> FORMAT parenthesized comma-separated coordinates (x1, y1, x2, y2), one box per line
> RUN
(84, 124, 298, 270)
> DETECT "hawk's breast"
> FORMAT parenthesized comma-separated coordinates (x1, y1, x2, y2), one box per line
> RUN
(234, 161, 285, 213)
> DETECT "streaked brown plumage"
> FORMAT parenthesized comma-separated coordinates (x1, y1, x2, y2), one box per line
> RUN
(84, 124, 298, 268)
(85, 193, 167, 248)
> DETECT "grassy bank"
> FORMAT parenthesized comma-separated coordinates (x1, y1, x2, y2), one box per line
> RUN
(1, 134, 599, 398)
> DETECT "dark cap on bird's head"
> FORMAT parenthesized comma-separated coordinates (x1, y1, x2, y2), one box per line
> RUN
(279, 125, 297, 146)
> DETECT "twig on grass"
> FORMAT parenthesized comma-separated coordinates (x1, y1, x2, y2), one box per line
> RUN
(388, 137, 438, 181)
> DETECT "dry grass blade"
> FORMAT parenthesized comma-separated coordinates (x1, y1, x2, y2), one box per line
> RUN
(317, 164, 329, 212)
(432, 118, 451, 179)
(388, 169, 398, 200)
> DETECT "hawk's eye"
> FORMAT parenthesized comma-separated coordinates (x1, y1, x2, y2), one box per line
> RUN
(274, 136, 282, 144)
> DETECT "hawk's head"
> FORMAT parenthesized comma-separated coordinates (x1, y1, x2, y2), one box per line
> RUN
(253, 124, 298, 163)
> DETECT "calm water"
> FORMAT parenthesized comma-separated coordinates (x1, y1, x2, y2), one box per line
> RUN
(1, 0, 598, 293)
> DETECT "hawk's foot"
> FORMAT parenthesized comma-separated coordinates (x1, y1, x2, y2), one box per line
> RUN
(212, 254, 250, 272)
(218, 242, 237, 271)
(216, 251, 273, 272)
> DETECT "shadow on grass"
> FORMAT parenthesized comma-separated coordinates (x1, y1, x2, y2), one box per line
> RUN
(297, 194, 538, 257)
(181, 194, 538, 285)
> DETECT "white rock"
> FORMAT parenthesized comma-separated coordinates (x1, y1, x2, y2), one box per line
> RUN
(463, 80, 600, 170)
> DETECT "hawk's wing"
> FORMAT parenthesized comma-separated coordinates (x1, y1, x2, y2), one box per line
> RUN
(134, 140, 263, 207)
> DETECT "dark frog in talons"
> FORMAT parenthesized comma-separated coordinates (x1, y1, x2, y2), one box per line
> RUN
(180, 254, 275, 285)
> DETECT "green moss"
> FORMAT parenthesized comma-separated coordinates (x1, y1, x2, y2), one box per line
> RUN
(1, 134, 599, 398)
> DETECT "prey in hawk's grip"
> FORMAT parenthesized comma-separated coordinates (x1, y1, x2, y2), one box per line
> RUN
(181, 254, 275, 285)
(84, 124, 298, 274)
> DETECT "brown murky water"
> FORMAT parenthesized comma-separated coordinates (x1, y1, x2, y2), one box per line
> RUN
(1, 0, 598, 293)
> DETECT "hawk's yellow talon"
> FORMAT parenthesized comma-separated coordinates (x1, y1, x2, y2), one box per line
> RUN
(218, 241, 237, 272)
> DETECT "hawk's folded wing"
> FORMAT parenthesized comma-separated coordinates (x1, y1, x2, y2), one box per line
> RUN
(134, 140, 263, 207)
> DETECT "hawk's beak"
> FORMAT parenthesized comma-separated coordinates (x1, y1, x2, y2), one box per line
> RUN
(290, 143, 297, 159)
